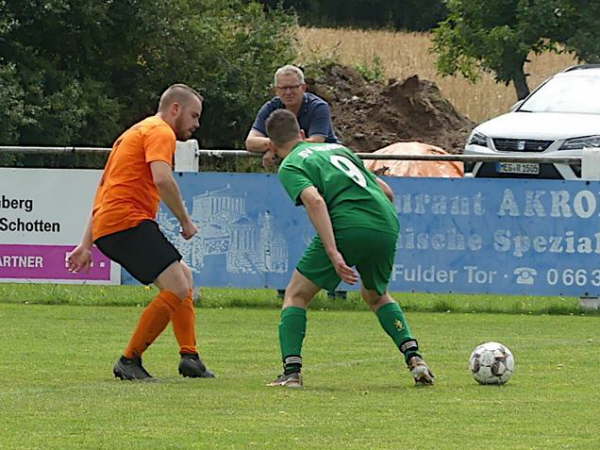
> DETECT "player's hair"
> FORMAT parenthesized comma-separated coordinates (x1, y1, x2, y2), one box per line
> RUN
(274, 64, 305, 86)
(265, 109, 301, 146)
(158, 84, 203, 112)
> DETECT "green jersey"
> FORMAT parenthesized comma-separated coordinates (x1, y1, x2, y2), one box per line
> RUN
(278, 141, 399, 234)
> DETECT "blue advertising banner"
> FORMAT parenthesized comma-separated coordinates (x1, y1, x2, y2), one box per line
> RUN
(121, 173, 600, 297)
(389, 177, 600, 297)
(121, 173, 314, 290)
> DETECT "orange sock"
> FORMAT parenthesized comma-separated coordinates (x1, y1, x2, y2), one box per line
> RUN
(123, 290, 182, 358)
(171, 289, 197, 355)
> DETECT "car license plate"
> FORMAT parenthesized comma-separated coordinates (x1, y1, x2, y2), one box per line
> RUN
(496, 162, 540, 175)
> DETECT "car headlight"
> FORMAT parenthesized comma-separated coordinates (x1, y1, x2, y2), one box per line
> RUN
(467, 131, 488, 148)
(559, 135, 600, 150)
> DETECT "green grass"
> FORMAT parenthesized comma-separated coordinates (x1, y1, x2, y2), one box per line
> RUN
(2, 302, 600, 449)
(0, 283, 589, 315)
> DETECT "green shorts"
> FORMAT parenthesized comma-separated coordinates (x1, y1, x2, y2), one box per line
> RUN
(296, 227, 398, 295)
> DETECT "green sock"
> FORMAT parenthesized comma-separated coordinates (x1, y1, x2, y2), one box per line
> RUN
(279, 306, 307, 374)
(376, 302, 419, 363)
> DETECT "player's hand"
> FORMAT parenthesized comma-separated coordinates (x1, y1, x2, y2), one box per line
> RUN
(329, 251, 358, 285)
(180, 218, 198, 240)
(67, 245, 92, 273)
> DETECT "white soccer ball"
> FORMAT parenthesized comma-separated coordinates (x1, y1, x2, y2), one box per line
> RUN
(469, 341, 515, 385)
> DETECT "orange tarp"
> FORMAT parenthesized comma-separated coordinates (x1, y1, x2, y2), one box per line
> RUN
(364, 142, 463, 178)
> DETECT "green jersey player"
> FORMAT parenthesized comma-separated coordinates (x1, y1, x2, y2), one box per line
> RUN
(265, 109, 434, 388)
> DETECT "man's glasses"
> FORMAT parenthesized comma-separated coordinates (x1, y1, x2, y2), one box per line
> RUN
(276, 84, 302, 92)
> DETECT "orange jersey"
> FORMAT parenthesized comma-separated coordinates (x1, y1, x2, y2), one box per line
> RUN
(92, 116, 176, 240)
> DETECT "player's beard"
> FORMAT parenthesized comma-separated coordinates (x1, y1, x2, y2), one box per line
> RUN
(175, 116, 193, 141)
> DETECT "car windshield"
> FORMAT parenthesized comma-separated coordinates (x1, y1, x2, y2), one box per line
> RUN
(519, 72, 600, 114)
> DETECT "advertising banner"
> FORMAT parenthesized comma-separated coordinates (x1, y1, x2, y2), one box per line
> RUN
(142, 172, 311, 290)
(121, 173, 600, 297)
(4, 168, 597, 296)
(388, 177, 600, 297)
(0, 168, 120, 284)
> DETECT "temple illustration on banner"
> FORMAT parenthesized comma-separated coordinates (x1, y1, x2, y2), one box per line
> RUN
(158, 186, 288, 274)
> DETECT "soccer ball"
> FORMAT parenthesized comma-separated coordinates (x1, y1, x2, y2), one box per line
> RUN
(469, 341, 515, 385)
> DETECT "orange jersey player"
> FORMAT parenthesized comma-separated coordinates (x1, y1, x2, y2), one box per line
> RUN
(68, 84, 214, 381)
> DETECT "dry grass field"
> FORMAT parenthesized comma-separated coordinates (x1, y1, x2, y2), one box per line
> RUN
(296, 27, 577, 123)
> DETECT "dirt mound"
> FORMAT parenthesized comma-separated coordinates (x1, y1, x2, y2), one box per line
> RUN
(307, 64, 475, 153)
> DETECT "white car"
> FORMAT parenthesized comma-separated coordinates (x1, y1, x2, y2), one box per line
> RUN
(464, 64, 600, 179)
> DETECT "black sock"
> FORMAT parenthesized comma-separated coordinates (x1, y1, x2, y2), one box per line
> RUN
(399, 339, 421, 364)
(283, 355, 302, 375)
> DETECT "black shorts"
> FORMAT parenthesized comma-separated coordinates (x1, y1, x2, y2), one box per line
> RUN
(95, 220, 182, 285)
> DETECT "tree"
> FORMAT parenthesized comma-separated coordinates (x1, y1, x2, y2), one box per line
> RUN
(0, 1, 29, 144)
(431, 0, 596, 100)
(389, 0, 448, 31)
(181, 2, 298, 148)
(0, 0, 129, 145)
(563, 0, 600, 63)
(257, 0, 447, 31)
(0, 0, 297, 148)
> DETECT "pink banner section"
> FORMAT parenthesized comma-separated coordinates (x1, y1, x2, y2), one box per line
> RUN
(0, 244, 111, 280)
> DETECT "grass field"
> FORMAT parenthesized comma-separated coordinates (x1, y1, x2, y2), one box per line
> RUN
(296, 27, 578, 123)
(2, 289, 600, 449)
(0, 283, 586, 315)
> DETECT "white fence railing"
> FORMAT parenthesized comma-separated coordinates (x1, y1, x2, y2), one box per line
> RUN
(2, 143, 599, 179)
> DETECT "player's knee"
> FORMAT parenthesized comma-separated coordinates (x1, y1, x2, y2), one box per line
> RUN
(172, 273, 192, 299)
(360, 287, 378, 304)
(283, 286, 311, 308)
(159, 280, 189, 301)
(156, 262, 192, 299)
(171, 285, 190, 300)
(362, 289, 391, 310)
(181, 262, 193, 285)
(283, 295, 310, 309)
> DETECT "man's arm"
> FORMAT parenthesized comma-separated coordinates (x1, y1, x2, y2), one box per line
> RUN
(307, 102, 335, 142)
(304, 135, 326, 143)
(150, 161, 197, 240)
(67, 171, 106, 273)
(67, 213, 94, 273)
(299, 186, 358, 285)
(245, 128, 271, 153)
(245, 102, 273, 153)
(246, 128, 282, 168)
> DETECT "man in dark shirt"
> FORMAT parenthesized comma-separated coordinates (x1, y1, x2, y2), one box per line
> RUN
(245, 64, 338, 167)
